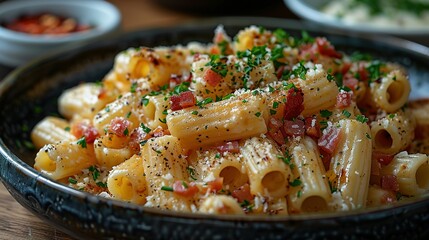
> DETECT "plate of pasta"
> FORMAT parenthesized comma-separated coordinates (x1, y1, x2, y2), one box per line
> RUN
(1, 17, 429, 239)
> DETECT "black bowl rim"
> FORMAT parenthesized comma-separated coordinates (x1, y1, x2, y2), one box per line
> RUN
(1, 16, 429, 224)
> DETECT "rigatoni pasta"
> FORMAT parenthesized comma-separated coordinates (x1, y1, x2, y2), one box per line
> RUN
(31, 25, 429, 217)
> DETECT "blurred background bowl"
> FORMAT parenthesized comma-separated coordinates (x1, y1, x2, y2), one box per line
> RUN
(284, 0, 429, 38)
(0, 0, 121, 67)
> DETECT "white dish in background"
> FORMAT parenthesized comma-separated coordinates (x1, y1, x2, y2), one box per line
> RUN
(284, 0, 429, 36)
(0, 0, 121, 67)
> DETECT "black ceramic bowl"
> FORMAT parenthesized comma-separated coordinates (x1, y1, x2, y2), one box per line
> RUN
(1, 17, 429, 240)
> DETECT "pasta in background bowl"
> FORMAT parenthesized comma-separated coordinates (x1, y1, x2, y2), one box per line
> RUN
(1, 17, 429, 239)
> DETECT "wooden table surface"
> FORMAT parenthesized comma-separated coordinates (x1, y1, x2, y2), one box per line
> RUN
(0, 0, 294, 239)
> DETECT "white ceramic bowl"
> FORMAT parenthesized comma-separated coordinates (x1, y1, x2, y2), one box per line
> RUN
(0, 0, 121, 67)
(284, 0, 429, 36)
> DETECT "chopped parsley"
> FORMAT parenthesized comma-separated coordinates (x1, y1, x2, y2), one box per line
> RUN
(141, 97, 149, 106)
(255, 112, 261, 117)
(289, 179, 302, 187)
(161, 186, 174, 192)
(130, 82, 137, 93)
(140, 123, 151, 133)
(173, 82, 190, 95)
(320, 109, 333, 118)
(64, 126, 71, 132)
(356, 115, 369, 123)
(89, 166, 100, 181)
(68, 177, 77, 184)
(77, 137, 87, 148)
(196, 97, 213, 108)
(187, 166, 197, 181)
(342, 110, 352, 118)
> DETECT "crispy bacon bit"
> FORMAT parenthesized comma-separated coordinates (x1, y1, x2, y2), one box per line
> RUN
(129, 128, 149, 152)
(109, 117, 131, 137)
(169, 74, 182, 86)
(152, 126, 170, 138)
(276, 65, 286, 79)
(305, 117, 320, 138)
(172, 180, 199, 197)
(215, 141, 240, 154)
(283, 119, 305, 137)
(381, 175, 400, 192)
(170, 91, 196, 111)
(299, 43, 318, 61)
(232, 183, 253, 203)
(316, 37, 342, 59)
(71, 122, 99, 143)
(342, 74, 359, 91)
(204, 69, 223, 87)
(207, 177, 224, 193)
(336, 91, 352, 109)
(341, 62, 352, 75)
(380, 190, 397, 204)
(319, 148, 332, 171)
(373, 152, 395, 166)
(357, 63, 369, 82)
(284, 88, 304, 120)
(318, 126, 341, 155)
(97, 88, 108, 99)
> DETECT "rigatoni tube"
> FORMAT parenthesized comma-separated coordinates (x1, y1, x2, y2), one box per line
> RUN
(241, 136, 292, 198)
(107, 154, 147, 204)
(287, 136, 331, 213)
(167, 95, 269, 149)
(380, 152, 429, 196)
(330, 119, 372, 210)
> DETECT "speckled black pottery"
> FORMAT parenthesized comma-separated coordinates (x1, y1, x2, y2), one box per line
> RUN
(1, 17, 429, 240)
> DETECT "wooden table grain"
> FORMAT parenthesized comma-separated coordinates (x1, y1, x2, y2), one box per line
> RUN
(0, 1, 293, 239)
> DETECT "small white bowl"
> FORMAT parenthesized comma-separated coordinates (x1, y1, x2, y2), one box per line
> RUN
(0, 0, 121, 67)
(284, 0, 429, 36)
